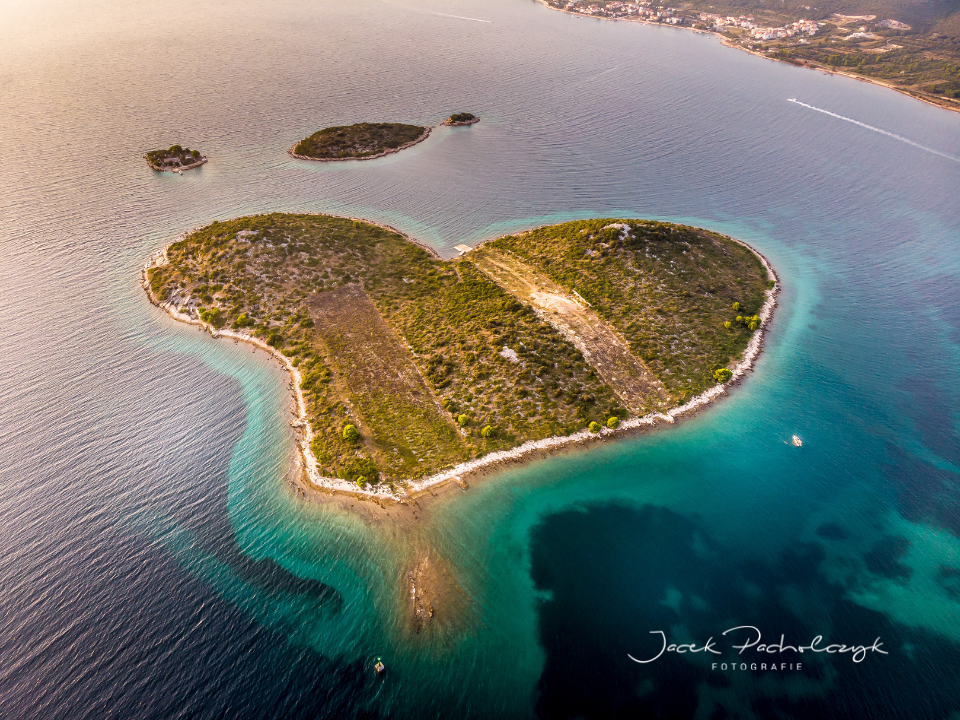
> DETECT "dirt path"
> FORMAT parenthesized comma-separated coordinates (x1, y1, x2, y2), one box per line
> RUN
(470, 250, 667, 413)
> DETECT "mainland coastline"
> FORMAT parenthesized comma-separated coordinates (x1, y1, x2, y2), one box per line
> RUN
(143, 214, 778, 507)
(532, 0, 960, 116)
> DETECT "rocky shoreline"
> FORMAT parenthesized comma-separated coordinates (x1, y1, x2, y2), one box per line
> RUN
(145, 156, 208, 172)
(143, 221, 778, 507)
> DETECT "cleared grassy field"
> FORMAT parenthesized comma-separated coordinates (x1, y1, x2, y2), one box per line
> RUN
(309, 285, 466, 482)
(471, 248, 668, 414)
(485, 220, 771, 403)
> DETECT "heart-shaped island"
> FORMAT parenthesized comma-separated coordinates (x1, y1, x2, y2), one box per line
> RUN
(144, 214, 776, 496)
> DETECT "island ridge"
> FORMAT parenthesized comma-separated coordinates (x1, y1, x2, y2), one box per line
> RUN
(290, 122, 430, 161)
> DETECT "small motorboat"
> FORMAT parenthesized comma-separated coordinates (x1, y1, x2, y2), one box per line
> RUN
(791, 435, 802, 447)
(373, 657, 385, 675)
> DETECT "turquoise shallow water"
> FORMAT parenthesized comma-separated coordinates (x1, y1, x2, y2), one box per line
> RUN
(1, 0, 959, 717)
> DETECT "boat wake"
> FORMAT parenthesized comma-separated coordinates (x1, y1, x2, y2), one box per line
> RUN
(787, 98, 960, 164)
(381, 0, 492, 23)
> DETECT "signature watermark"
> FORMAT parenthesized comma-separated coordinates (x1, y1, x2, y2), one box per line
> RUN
(628, 626, 888, 671)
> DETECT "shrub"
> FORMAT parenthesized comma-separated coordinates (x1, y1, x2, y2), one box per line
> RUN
(456, 414, 468, 427)
(480, 425, 494, 438)
(266, 331, 282, 347)
(748, 321, 757, 331)
(724, 321, 732, 329)
(342, 456, 378, 482)
(713, 368, 732, 383)
(767, 280, 775, 289)
(588, 421, 602, 433)
(199, 307, 224, 329)
(355, 476, 366, 488)
(736, 315, 743, 324)
(233, 313, 254, 328)
(606, 416, 620, 429)
(732, 302, 740, 311)
(342, 424, 359, 442)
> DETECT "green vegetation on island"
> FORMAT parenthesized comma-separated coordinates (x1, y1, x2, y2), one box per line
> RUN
(145, 145, 206, 172)
(291, 123, 429, 160)
(481, 222, 767, 402)
(146, 214, 770, 487)
(443, 113, 479, 125)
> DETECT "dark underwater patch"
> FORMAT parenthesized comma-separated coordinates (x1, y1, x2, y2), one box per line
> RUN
(938, 565, 960, 600)
(886, 445, 960, 538)
(816, 522, 848, 540)
(529, 503, 960, 719)
(863, 536, 912, 581)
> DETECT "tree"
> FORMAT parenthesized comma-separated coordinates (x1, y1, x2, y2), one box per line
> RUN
(606, 416, 619, 429)
(199, 307, 224, 329)
(457, 414, 468, 427)
(233, 313, 253, 328)
(480, 425, 494, 438)
(588, 421, 602, 433)
(713, 368, 732, 383)
(343, 424, 359, 442)
(169, 144, 183, 154)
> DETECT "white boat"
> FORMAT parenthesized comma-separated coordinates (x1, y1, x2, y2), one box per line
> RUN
(792, 435, 802, 447)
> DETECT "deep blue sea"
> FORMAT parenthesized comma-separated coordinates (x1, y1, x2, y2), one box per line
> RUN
(1, 0, 959, 717)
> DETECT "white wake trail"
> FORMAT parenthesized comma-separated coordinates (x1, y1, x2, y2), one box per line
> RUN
(787, 98, 960, 164)
(381, 1, 491, 22)
(430, 10, 492, 22)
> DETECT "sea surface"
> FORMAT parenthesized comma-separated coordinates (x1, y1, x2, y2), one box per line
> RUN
(1, 0, 959, 717)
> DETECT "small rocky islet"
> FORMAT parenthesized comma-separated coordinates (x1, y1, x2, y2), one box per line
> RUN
(443, 112, 479, 126)
(145, 145, 207, 172)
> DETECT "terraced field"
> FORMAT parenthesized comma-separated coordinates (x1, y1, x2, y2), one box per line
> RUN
(470, 248, 667, 414)
(308, 285, 467, 480)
